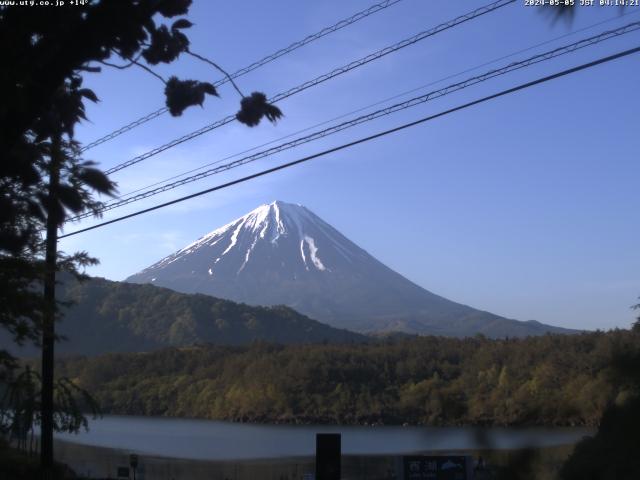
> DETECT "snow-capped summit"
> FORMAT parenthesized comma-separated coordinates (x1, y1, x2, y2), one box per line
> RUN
(126, 201, 572, 337)
(142, 201, 365, 279)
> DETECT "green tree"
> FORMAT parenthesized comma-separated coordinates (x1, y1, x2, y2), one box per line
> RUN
(0, 365, 100, 455)
(560, 302, 640, 479)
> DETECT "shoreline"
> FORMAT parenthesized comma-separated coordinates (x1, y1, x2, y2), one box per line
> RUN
(83, 410, 599, 429)
(53, 414, 593, 464)
(53, 438, 580, 480)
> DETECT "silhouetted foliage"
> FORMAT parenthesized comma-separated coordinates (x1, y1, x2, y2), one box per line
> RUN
(0, 0, 275, 256)
(559, 308, 640, 480)
(542, 3, 576, 25)
(165, 76, 218, 116)
(0, 5, 286, 469)
(142, 24, 189, 65)
(0, 0, 284, 373)
(237, 92, 284, 127)
(0, 366, 101, 452)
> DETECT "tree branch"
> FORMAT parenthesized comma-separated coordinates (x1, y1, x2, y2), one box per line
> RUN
(101, 53, 166, 84)
(99, 52, 143, 70)
(186, 49, 245, 98)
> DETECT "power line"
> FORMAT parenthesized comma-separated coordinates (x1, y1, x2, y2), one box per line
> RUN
(79, 0, 405, 153)
(59, 44, 640, 239)
(102, 0, 515, 175)
(113, 10, 640, 201)
(68, 21, 640, 222)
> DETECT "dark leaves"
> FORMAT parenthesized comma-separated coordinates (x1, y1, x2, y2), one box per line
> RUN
(109, 9, 151, 59)
(164, 76, 218, 116)
(57, 184, 84, 213)
(79, 88, 99, 103)
(75, 167, 117, 196)
(36, 191, 65, 224)
(142, 25, 189, 65)
(78, 65, 102, 73)
(201, 83, 217, 96)
(25, 198, 45, 222)
(542, 4, 575, 24)
(3, 140, 42, 186)
(142, 25, 187, 65)
(236, 92, 283, 127)
(58, 251, 100, 278)
(172, 19, 194, 31)
(157, 0, 192, 18)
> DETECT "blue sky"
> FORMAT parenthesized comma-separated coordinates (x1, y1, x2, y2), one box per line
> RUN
(61, 1, 640, 331)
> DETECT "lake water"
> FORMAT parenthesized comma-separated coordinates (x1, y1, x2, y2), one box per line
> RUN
(54, 415, 592, 461)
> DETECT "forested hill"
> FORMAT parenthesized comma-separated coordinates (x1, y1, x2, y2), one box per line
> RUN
(2, 277, 366, 357)
(57, 329, 639, 427)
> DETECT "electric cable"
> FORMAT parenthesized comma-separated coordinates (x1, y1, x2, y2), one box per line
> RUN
(113, 10, 640, 201)
(67, 21, 640, 221)
(79, 0, 406, 153)
(102, 0, 515, 175)
(59, 44, 640, 239)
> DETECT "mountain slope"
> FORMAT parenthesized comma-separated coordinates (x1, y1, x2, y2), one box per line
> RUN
(126, 201, 573, 337)
(0, 277, 366, 357)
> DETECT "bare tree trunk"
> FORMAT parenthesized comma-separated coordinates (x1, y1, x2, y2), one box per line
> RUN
(41, 133, 61, 479)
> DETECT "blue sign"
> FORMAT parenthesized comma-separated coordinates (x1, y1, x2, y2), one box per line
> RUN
(403, 456, 468, 480)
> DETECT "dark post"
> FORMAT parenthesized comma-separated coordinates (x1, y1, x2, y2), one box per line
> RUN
(130, 454, 139, 480)
(41, 133, 62, 478)
(316, 433, 341, 480)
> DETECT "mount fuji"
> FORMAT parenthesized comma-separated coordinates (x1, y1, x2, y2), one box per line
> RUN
(126, 201, 572, 337)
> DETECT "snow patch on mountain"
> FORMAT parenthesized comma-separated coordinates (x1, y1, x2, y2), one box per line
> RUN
(238, 236, 259, 274)
(126, 200, 572, 337)
(304, 235, 326, 271)
(137, 201, 339, 277)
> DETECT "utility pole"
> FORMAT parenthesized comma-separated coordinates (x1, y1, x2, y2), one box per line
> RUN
(41, 132, 62, 479)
